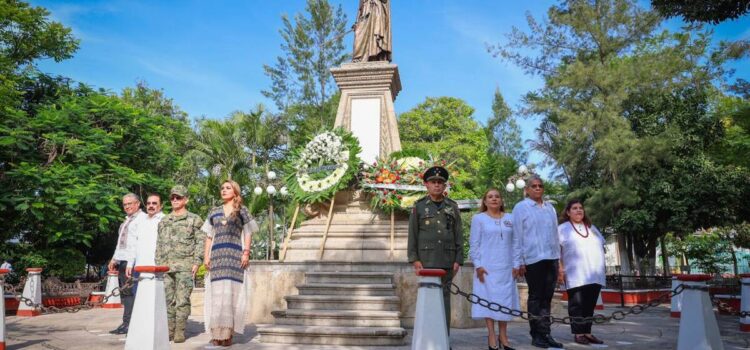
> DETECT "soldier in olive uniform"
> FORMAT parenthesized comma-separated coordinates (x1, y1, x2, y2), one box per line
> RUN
(407, 166, 464, 334)
(155, 185, 204, 343)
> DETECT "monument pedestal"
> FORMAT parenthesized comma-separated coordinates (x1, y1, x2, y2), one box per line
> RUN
(331, 61, 402, 164)
(281, 190, 409, 262)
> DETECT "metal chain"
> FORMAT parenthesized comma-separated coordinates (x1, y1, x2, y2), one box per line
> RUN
(709, 293, 750, 318)
(447, 282, 685, 325)
(13, 275, 153, 314)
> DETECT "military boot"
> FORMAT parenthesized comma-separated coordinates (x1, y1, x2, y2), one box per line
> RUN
(174, 321, 186, 343)
(168, 319, 175, 341)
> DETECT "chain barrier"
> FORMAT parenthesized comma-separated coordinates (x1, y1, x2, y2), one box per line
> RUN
(709, 292, 750, 318)
(12, 275, 153, 314)
(447, 282, 685, 325)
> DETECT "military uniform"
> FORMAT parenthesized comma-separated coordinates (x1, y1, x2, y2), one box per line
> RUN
(407, 167, 464, 332)
(155, 186, 204, 342)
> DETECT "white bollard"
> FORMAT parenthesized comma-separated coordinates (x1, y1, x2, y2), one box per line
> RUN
(740, 273, 750, 332)
(17, 268, 42, 317)
(671, 275, 682, 318)
(677, 274, 723, 350)
(595, 290, 604, 310)
(412, 269, 449, 350)
(0, 268, 9, 350)
(103, 270, 122, 309)
(125, 266, 170, 350)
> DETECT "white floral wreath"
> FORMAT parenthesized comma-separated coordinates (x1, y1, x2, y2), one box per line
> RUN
(296, 131, 350, 193)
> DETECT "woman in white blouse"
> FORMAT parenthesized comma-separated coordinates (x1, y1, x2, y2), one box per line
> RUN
(558, 199, 606, 345)
(470, 188, 520, 350)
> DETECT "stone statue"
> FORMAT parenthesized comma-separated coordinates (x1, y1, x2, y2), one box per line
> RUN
(352, 0, 391, 62)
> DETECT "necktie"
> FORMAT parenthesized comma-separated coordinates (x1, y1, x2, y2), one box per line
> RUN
(117, 214, 135, 249)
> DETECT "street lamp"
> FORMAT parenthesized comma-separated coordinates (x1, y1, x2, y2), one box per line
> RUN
(255, 170, 288, 260)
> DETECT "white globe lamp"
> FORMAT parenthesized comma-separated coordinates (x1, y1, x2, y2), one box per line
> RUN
(253, 186, 263, 195)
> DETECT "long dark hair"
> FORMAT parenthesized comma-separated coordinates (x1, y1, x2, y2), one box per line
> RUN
(479, 188, 505, 213)
(560, 199, 592, 227)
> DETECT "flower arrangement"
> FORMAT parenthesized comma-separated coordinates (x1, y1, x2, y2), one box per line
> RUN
(285, 128, 361, 203)
(360, 156, 456, 212)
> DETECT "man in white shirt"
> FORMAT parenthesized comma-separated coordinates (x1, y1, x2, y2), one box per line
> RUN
(126, 193, 165, 276)
(511, 175, 563, 349)
(108, 193, 146, 335)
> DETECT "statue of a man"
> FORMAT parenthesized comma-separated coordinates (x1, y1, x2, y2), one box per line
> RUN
(352, 0, 391, 62)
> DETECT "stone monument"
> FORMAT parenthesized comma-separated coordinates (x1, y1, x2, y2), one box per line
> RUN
(256, 3, 478, 345)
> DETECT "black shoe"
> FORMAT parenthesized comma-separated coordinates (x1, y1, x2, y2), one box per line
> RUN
(543, 334, 563, 348)
(109, 323, 126, 334)
(531, 336, 549, 348)
(501, 345, 517, 350)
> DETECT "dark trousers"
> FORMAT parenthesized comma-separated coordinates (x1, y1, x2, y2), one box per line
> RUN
(567, 283, 602, 334)
(117, 261, 135, 325)
(440, 268, 454, 335)
(524, 259, 558, 337)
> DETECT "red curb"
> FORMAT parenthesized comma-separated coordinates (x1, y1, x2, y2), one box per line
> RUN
(676, 274, 712, 282)
(738, 274, 750, 278)
(417, 269, 446, 277)
(670, 311, 681, 318)
(740, 323, 750, 332)
(0, 341, 5, 350)
(134, 266, 170, 273)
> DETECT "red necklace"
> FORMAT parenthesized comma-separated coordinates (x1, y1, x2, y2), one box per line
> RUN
(571, 222, 589, 238)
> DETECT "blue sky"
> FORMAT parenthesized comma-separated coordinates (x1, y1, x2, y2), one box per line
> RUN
(33, 0, 750, 177)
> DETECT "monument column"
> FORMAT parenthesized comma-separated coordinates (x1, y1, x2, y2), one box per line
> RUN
(331, 61, 402, 164)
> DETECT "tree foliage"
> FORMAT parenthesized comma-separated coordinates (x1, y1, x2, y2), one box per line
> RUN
(651, 0, 750, 24)
(399, 97, 489, 199)
(490, 0, 750, 273)
(263, 0, 348, 148)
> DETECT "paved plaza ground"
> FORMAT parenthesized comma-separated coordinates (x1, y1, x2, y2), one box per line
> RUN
(4, 305, 749, 350)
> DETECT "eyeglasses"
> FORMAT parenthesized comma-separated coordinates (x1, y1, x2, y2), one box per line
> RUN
(170, 195, 185, 201)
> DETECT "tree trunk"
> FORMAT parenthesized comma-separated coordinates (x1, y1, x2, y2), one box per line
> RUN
(660, 236, 670, 275)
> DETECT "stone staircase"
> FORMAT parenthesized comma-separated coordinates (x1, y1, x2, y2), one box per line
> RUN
(257, 271, 408, 346)
(281, 190, 410, 262)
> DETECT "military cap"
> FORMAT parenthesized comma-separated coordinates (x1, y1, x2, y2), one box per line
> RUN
(170, 185, 189, 197)
(423, 166, 449, 182)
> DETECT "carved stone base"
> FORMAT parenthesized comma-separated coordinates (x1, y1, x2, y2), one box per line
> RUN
(281, 191, 409, 262)
(331, 61, 402, 164)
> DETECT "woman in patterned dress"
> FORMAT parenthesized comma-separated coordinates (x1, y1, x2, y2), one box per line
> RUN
(201, 180, 258, 346)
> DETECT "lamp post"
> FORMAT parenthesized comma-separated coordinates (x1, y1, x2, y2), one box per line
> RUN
(254, 171, 288, 260)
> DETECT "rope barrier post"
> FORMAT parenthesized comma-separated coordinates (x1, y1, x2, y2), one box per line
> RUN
(125, 266, 170, 350)
(676, 274, 724, 350)
(103, 270, 122, 309)
(0, 269, 9, 350)
(740, 273, 750, 332)
(671, 275, 682, 318)
(17, 268, 42, 317)
(412, 269, 449, 350)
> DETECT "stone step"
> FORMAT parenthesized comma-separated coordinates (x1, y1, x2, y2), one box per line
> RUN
(284, 294, 400, 311)
(287, 238, 408, 250)
(272, 309, 402, 327)
(305, 272, 394, 284)
(300, 218, 409, 226)
(298, 222, 409, 230)
(281, 248, 407, 262)
(297, 283, 396, 296)
(257, 325, 407, 346)
(291, 230, 408, 238)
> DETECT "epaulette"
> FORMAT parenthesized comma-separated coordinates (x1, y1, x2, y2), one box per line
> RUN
(415, 196, 430, 204)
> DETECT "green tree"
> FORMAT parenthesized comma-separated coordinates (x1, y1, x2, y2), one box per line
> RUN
(486, 87, 526, 163)
(651, 0, 750, 24)
(263, 0, 348, 148)
(399, 97, 489, 199)
(490, 0, 746, 273)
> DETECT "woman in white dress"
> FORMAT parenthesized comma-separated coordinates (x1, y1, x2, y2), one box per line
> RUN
(470, 188, 520, 350)
(558, 199, 606, 345)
